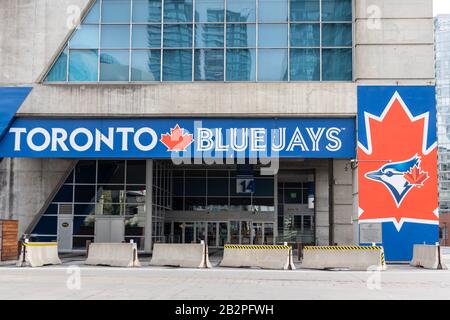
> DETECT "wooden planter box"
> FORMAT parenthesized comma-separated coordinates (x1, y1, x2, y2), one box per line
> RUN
(0, 220, 19, 261)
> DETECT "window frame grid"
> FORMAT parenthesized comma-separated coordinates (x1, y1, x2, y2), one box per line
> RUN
(44, 0, 354, 84)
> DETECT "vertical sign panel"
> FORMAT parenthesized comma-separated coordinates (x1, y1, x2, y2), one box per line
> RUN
(358, 86, 439, 262)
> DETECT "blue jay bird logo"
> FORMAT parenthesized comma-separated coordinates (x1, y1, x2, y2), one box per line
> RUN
(365, 154, 428, 207)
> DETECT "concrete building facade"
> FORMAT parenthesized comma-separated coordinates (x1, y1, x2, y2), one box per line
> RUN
(0, 0, 437, 261)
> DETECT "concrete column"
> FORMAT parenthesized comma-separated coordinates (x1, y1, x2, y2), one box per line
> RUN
(315, 165, 329, 245)
(144, 159, 153, 253)
(332, 159, 354, 245)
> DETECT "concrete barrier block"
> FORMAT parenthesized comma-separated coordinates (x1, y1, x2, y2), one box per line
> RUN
(150, 243, 211, 268)
(301, 246, 386, 271)
(85, 243, 141, 267)
(17, 242, 61, 267)
(410, 245, 447, 270)
(220, 245, 295, 270)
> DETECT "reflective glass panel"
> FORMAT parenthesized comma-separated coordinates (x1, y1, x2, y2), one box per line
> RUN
(290, 48, 320, 80)
(163, 24, 193, 48)
(226, 0, 256, 22)
(195, 0, 224, 22)
(322, 0, 352, 21)
(133, 0, 162, 22)
(226, 49, 256, 81)
(101, 25, 130, 48)
(69, 50, 99, 81)
(164, 0, 193, 22)
(100, 50, 130, 81)
(322, 23, 352, 47)
(290, 0, 320, 21)
(46, 48, 67, 81)
(258, 49, 288, 81)
(102, 0, 131, 23)
(258, 24, 288, 47)
(194, 49, 224, 80)
(84, 0, 101, 23)
(290, 23, 320, 47)
(226, 24, 256, 47)
(195, 24, 224, 48)
(163, 49, 192, 81)
(322, 48, 352, 81)
(258, 0, 288, 22)
(70, 25, 99, 49)
(131, 50, 161, 81)
(132, 25, 161, 48)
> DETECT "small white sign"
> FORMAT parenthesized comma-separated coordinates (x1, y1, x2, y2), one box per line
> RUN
(236, 178, 254, 194)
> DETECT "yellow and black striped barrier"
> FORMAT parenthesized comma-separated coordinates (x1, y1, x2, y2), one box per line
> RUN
(224, 245, 291, 250)
(304, 246, 383, 251)
(23, 242, 58, 247)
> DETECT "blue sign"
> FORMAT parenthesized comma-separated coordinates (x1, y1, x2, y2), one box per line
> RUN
(0, 87, 32, 142)
(0, 118, 356, 159)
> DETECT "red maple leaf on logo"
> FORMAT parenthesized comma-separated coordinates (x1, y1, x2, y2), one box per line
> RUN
(160, 124, 193, 151)
(403, 165, 429, 187)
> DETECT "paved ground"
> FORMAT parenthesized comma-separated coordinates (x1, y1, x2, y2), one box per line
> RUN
(1, 255, 450, 300)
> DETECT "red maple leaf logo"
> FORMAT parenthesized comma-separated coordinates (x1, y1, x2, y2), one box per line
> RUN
(160, 124, 193, 151)
(403, 165, 429, 188)
(358, 92, 438, 228)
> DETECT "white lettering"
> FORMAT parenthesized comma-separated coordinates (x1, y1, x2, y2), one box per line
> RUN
(51, 128, 69, 151)
(9, 128, 27, 151)
(197, 128, 213, 151)
(306, 127, 325, 152)
(27, 128, 51, 152)
(250, 128, 266, 152)
(271, 128, 286, 152)
(69, 128, 93, 152)
(95, 128, 114, 151)
(326, 128, 342, 151)
(287, 127, 309, 152)
(116, 128, 134, 151)
(134, 127, 157, 151)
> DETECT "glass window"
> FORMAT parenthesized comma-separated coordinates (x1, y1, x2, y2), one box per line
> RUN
(185, 177, 207, 195)
(84, 0, 101, 23)
(322, 23, 352, 47)
(207, 177, 229, 196)
(125, 216, 145, 236)
(258, 0, 288, 22)
(74, 204, 96, 216)
(195, 24, 224, 48)
(46, 49, 67, 82)
(226, 49, 256, 81)
(44, 204, 59, 215)
(102, 0, 131, 23)
(32, 216, 57, 235)
(69, 49, 99, 81)
(98, 160, 125, 184)
(322, 0, 352, 22)
(97, 185, 126, 203)
(290, 0, 320, 21)
(69, 25, 99, 49)
(101, 25, 130, 48)
(74, 185, 96, 202)
(195, 0, 224, 22)
(53, 185, 74, 203)
(258, 24, 288, 47)
(100, 50, 130, 81)
(226, 0, 256, 23)
(75, 160, 96, 183)
(163, 24, 193, 48)
(73, 216, 95, 236)
(290, 23, 320, 47)
(126, 160, 147, 184)
(132, 25, 161, 48)
(258, 49, 288, 81)
(290, 48, 320, 80)
(164, 0, 193, 22)
(195, 49, 224, 80)
(226, 24, 256, 48)
(163, 49, 192, 81)
(322, 48, 352, 81)
(133, 0, 162, 22)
